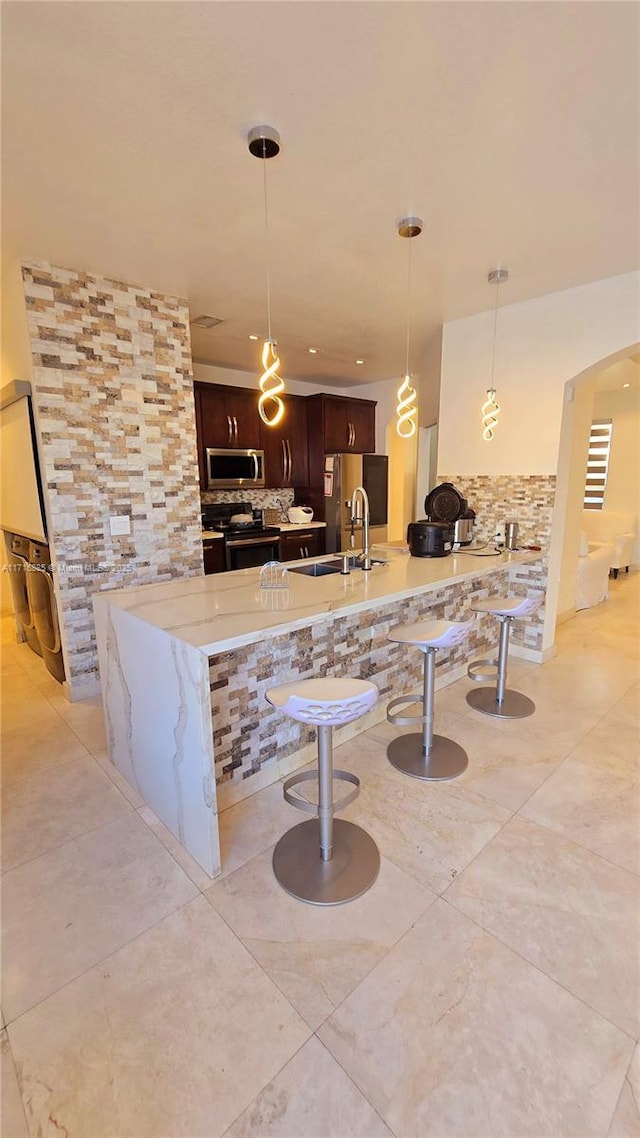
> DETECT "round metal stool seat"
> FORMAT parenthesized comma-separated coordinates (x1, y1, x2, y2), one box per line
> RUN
(466, 594, 543, 720)
(266, 677, 380, 906)
(386, 616, 475, 781)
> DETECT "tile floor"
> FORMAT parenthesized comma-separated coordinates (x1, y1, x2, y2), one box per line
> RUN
(1, 574, 638, 1138)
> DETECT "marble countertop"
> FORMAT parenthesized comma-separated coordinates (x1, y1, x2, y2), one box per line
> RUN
(101, 544, 539, 657)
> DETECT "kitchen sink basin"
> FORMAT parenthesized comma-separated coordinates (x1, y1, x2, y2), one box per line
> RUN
(324, 557, 387, 570)
(288, 562, 341, 577)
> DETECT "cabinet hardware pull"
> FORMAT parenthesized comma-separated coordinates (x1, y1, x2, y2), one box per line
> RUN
(286, 439, 292, 484)
(227, 415, 233, 444)
(233, 416, 238, 445)
(352, 422, 356, 447)
(281, 439, 287, 483)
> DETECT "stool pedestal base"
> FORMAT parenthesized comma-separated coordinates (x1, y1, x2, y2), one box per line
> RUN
(466, 686, 536, 719)
(387, 733, 469, 781)
(272, 818, 380, 906)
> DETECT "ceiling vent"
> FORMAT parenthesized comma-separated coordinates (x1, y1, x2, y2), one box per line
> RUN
(190, 314, 224, 329)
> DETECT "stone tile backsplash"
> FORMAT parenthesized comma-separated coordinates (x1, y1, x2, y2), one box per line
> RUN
(22, 260, 202, 698)
(437, 475, 554, 650)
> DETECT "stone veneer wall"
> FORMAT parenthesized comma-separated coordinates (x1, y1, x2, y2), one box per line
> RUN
(438, 474, 555, 651)
(209, 560, 544, 801)
(22, 261, 202, 698)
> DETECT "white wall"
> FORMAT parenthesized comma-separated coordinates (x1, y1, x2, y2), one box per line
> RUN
(438, 272, 640, 475)
(594, 365, 640, 564)
(556, 378, 596, 618)
(438, 270, 640, 650)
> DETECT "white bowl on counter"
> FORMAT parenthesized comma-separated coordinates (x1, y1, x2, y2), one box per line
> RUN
(287, 506, 314, 524)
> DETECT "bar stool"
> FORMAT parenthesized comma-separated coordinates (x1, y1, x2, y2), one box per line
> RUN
(386, 616, 476, 780)
(466, 594, 543, 719)
(266, 677, 380, 906)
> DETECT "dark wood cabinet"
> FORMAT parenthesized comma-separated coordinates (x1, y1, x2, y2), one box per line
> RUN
(260, 395, 309, 488)
(280, 529, 325, 562)
(203, 540, 226, 575)
(307, 395, 376, 454)
(196, 383, 261, 451)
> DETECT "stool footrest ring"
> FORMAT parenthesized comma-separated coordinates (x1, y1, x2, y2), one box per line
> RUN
(387, 693, 425, 728)
(282, 768, 360, 816)
(467, 658, 499, 684)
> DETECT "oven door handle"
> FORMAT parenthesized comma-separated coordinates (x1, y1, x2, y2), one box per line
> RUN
(226, 535, 277, 548)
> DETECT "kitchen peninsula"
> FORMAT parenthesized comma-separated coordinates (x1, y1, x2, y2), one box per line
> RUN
(94, 546, 542, 877)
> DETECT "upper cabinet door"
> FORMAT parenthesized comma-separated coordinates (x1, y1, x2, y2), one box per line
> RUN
(322, 396, 376, 453)
(260, 395, 309, 488)
(196, 384, 261, 450)
(226, 388, 261, 449)
(322, 398, 351, 452)
(347, 399, 376, 454)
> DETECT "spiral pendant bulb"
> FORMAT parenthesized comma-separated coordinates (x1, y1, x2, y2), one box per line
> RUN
(396, 374, 417, 438)
(258, 339, 285, 427)
(482, 387, 500, 441)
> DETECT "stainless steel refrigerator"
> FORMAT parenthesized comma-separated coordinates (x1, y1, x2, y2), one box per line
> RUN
(324, 453, 389, 554)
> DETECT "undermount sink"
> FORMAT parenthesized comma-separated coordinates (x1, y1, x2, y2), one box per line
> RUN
(288, 562, 341, 577)
(324, 557, 387, 570)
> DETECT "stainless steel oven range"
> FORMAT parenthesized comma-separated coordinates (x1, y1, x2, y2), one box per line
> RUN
(202, 502, 280, 571)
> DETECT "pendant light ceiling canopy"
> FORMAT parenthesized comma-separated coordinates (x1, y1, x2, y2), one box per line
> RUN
(481, 266, 508, 442)
(395, 215, 422, 439)
(248, 124, 285, 428)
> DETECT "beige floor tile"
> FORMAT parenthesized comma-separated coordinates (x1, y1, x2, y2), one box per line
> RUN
(49, 697, 108, 753)
(226, 1036, 393, 1138)
(521, 755, 639, 875)
(1, 812, 198, 1021)
(1, 1029, 29, 1138)
(608, 683, 640, 730)
(515, 656, 636, 716)
(608, 1045, 640, 1137)
(1, 715, 89, 786)
(447, 815, 640, 1038)
(0, 668, 44, 698)
(367, 710, 563, 812)
(342, 764, 511, 894)
(0, 692, 66, 734)
(138, 804, 214, 890)
(92, 747, 145, 808)
(566, 717, 639, 780)
(9, 897, 309, 1138)
(1, 754, 132, 873)
(218, 780, 298, 879)
(319, 899, 634, 1138)
(207, 850, 434, 1029)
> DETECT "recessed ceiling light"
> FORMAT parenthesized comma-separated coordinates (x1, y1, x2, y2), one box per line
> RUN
(623, 382, 631, 388)
(248, 334, 259, 341)
(355, 359, 365, 365)
(308, 347, 318, 354)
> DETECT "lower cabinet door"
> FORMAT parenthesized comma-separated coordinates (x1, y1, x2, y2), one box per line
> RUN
(203, 542, 226, 575)
(279, 530, 325, 561)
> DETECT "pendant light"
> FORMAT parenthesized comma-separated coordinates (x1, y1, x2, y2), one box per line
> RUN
(482, 266, 508, 441)
(396, 216, 422, 438)
(248, 125, 285, 428)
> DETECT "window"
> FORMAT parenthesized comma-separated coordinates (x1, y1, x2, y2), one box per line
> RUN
(583, 419, 613, 510)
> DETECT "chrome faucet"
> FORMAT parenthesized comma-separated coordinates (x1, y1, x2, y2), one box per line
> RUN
(349, 485, 372, 570)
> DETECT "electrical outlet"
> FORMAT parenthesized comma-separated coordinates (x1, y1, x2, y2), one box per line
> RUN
(109, 515, 131, 536)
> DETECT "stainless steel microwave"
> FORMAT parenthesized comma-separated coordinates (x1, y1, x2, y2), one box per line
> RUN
(205, 448, 265, 490)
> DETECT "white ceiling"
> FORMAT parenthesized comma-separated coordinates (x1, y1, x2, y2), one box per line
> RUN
(3, 2, 638, 388)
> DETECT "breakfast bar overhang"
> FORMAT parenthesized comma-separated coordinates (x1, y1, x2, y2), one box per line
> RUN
(93, 546, 543, 878)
